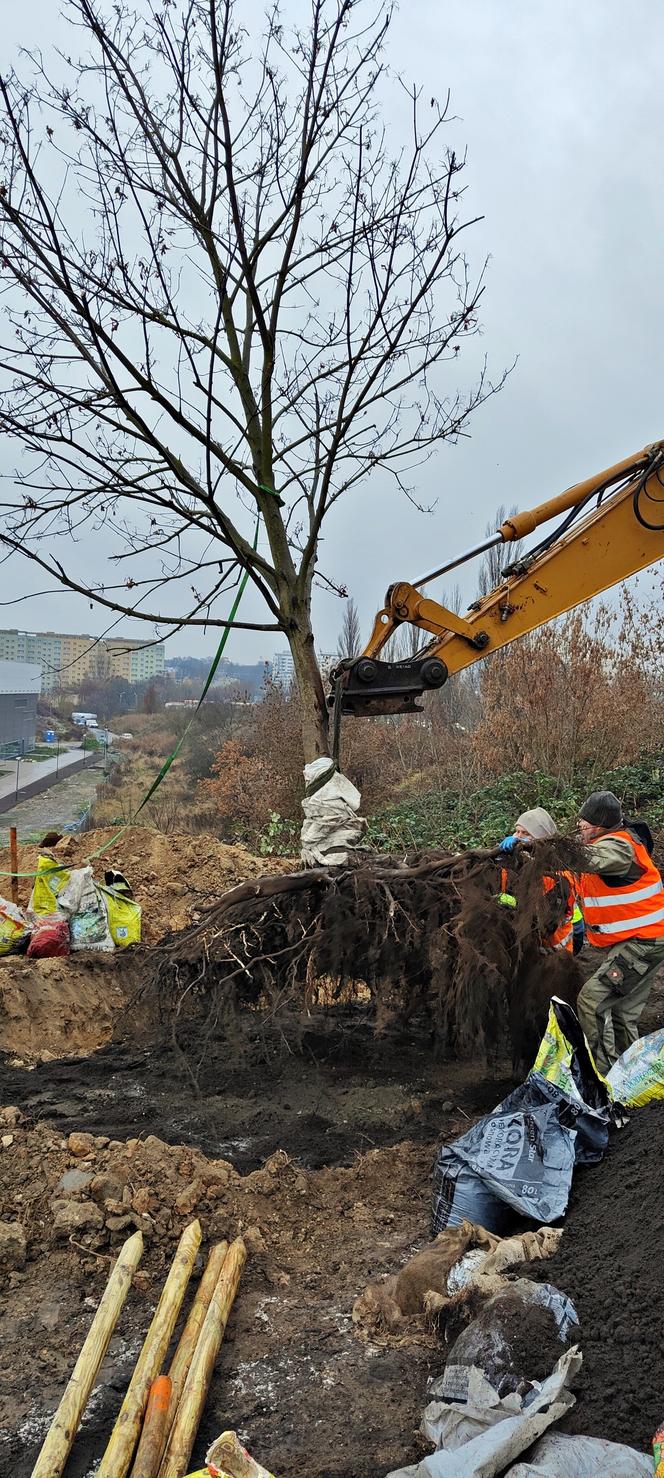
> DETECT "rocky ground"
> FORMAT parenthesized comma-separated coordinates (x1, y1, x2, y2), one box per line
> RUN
(0, 1083, 472, 1478)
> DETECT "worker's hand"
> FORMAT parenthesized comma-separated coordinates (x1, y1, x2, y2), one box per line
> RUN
(498, 834, 518, 853)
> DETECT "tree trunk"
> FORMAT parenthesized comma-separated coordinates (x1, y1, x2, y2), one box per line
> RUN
(288, 620, 330, 763)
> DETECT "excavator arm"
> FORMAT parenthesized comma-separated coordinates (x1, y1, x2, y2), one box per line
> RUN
(330, 440, 664, 716)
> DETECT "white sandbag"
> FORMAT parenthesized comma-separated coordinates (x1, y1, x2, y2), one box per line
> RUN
(505, 1431, 651, 1475)
(57, 864, 98, 916)
(300, 757, 366, 865)
(384, 1347, 581, 1478)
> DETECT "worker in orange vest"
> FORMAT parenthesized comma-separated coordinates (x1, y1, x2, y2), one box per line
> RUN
(576, 790, 664, 1073)
(498, 807, 574, 952)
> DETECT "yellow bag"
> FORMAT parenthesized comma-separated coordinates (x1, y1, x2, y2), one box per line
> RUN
(533, 998, 611, 1103)
(29, 855, 71, 915)
(606, 1030, 664, 1106)
(100, 886, 142, 948)
(0, 899, 30, 955)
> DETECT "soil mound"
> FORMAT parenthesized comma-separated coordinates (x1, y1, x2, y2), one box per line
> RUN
(527, 1103, 664, 1451)
(0, 826, 295, 944)
(0, 955, 132, 1061)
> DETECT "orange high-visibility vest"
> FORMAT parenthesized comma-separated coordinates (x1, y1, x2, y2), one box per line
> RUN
(500, 868, 574, 952)
(580, 829, 664, 947)
(543, 873, 574, 952)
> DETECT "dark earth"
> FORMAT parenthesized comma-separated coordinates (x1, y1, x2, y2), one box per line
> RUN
(527, 1101, 664, 1453)
(2, 981, 663, 1477)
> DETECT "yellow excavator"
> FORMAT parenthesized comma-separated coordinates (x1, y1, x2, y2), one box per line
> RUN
(330, 440, 664, 716)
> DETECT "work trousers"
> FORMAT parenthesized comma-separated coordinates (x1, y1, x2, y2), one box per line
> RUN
(576, 935, 664, 1074)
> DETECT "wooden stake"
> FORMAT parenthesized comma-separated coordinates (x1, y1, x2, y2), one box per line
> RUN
(164, 1241, 228, 1441)
(130, 1376, 172, 1478)
(158, 1237, 247, 1478)
(30, 1230, 144, 1478)
(98, 1219, 202, 1478)
(9, 826, 18, 906)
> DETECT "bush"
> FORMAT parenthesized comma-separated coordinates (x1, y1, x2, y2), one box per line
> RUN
(366, 754, 664, 853)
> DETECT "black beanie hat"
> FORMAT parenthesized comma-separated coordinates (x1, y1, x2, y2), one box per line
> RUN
(579, 790, 623, 828)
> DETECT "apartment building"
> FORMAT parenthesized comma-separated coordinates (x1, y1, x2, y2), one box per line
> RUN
(104, 638, 166, 685)
(0, 629, 165, 692)
(271, 649, 336, 686)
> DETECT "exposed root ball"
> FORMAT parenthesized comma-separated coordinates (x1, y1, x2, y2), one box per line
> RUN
(151, 838, 587, 1075)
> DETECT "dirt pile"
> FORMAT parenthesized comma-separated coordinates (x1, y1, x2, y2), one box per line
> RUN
(0, 1113, 436, 1478)
(0, 828, 297, 1062)
(527, 1103, 664, 1452)
(0, 954, 132, 1061)
(0, 826, 296, 944)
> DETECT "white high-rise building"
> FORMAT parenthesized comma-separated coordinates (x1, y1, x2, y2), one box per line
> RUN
(271, 649, 336, 686)
(271, 650, 295, 686)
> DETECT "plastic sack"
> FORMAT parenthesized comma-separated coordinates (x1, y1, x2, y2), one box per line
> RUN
(432, 1078, 577, 1235)
(101, 886, 142, 948)
(58, 866, 114, 952)
(606, 1029, 664, 1106)
(385, 1346, 581, 1478)
(205, 1431, 276, 1478)
(28, 855, 71, 915)
(533, 997, 612, 1109)
(440, 1281, 578, 1405)
(505, 1431, 652, 1476)
(27, 913, 70, 958)
(300, 757, 366, 866)
(69, 906, 114, 952)
(0, 897, 30, 956)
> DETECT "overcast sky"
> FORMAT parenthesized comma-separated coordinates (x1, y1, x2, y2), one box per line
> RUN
(3, 0, 664, 665)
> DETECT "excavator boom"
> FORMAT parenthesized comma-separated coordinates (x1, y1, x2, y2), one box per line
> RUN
(331, 441, 664, 716)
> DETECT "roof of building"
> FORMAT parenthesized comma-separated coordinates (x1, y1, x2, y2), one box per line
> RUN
(0, 661, 42, 695)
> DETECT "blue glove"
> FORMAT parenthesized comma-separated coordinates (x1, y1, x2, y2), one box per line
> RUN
(498, 834, 518, 853)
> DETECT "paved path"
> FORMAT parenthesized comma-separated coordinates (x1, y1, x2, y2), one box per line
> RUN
(0, 768, 105, 841)
(0, 746, 94, 805)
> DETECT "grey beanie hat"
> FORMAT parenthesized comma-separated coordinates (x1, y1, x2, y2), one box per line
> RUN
(579, 790, 623, 828)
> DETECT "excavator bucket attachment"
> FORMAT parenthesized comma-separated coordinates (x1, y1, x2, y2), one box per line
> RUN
(329, 655, 448, 717)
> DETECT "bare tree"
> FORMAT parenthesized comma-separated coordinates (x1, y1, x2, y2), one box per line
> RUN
(335, 597, 361, 661)
(477, 505, 524, 597)
(0, 0, 502, 761)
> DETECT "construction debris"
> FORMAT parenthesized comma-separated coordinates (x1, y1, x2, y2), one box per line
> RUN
(353, 1223, 562, 1335)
